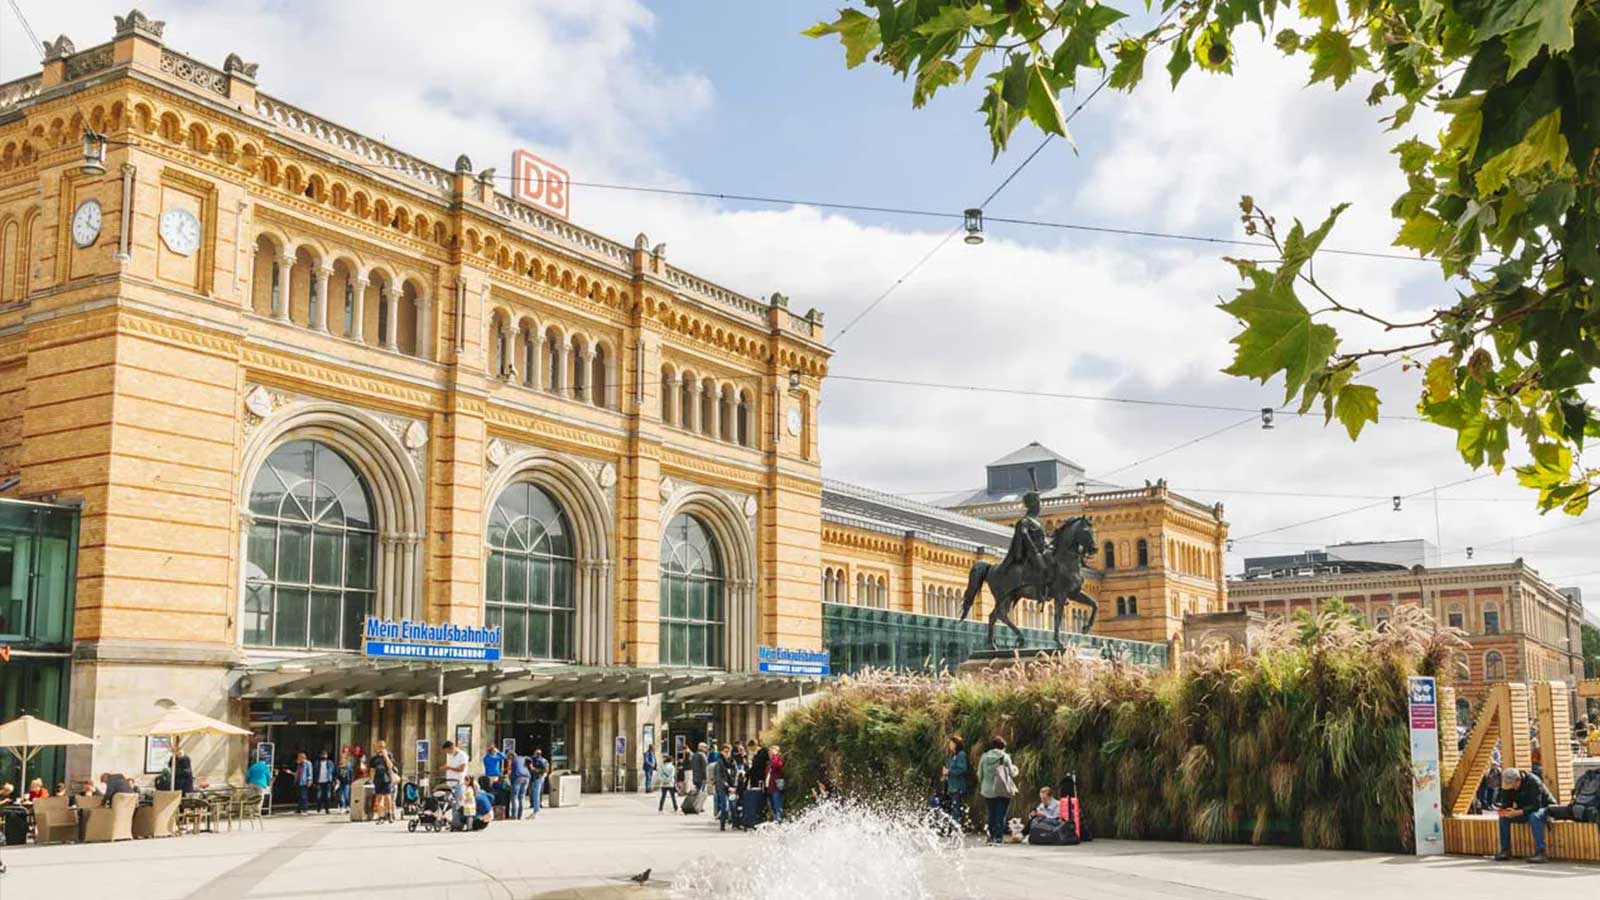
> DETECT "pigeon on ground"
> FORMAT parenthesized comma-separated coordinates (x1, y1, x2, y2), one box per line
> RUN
(629, 868, 652, 885)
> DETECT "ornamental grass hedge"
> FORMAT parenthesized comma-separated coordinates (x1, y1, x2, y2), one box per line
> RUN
(773, 603, 1460, 852)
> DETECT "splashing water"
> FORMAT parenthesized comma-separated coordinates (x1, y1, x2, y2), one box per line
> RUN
(670, 800, 970, 900)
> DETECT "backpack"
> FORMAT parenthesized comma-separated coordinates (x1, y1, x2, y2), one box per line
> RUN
(1028, 816, 1077, 846)
(1572, 769, 1600, 822)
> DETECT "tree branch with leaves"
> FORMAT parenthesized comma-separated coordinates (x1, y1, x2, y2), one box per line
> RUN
(807, 0, 1600, 514)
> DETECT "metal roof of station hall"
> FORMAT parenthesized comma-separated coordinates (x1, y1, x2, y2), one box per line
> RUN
(821, 479, 1013, 553)
(232, 656, 824, 705)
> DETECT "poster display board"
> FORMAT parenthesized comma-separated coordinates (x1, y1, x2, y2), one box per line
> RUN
(1408, 676, 1444, 856)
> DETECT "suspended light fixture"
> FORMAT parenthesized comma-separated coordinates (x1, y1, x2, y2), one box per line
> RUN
(1392, 495, 1402, 512)
(1074, 480, 1086, 497)
(788, 369, 801, 393)
(1260, 408, 1274, 430)
(1466, 546, 1474, 559)
(1225, 539, 1235, 552)
(81, 129, 109, 177)
(963, 208, 985, 245)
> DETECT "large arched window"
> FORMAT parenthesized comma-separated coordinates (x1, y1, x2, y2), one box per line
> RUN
(660, 513, 724, 668)
(1485, 650, 1506, 681)
(1136, 539, 1149, 567)
(244, 440, 376, 651)
(486, 482, 575, 660)
(1102, 541, 1115, 569)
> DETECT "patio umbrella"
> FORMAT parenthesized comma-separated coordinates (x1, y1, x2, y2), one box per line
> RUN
(115, 699, 251, 762)
(0, 715, 94, 796)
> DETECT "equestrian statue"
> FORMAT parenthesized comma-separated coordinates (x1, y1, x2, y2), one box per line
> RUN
(958, 489, 1099, 650)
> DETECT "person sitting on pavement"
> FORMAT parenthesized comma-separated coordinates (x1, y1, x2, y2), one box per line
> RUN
(1023, 785, 1060, 835)
(1495, 766, 1556, 863)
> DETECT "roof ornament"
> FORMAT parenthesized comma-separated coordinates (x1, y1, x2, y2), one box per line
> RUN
(114, 10, 165, 39)
(454, 154, 473, 173)
(43, 35, 76, 61)
(477, 167, 496, 185)
(223, 53, 259, 79)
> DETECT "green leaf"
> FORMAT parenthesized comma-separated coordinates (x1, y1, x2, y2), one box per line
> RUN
(1472, 58, 1562, 170)
(1109, 38, 1148, 90)
(1476, 110, 1567, 194)
(1458, 413, 1511, 470)
(803, 9, 882, 69)
(1395, 211, 1444, 252)
(1218, 269, 1339, 401)
(1391, 138, 1433, 175)
(1167, 32, 1193, 88)
(1001, 53, 1030, 107)
(1500, 0, 1578, 76)
(1297, 0, 1340, 29)
(1307, 29, 1365, 88)
(1025, 62, 1068, 137)
(913, 59, 962, 107)
(912, 4, 1007, 39)
(1275, 203, 1350, 292)
(1333, 383, 1380, 439)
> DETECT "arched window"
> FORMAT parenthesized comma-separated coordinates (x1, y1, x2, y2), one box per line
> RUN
(520, 323, 537, 388)
(1102, 542, 1115, 569)
(1127, 596, 1138, 615)
(701, 382, 716, 437)
(1455, 697, 1472, 728)
(1446, 604, 1465, 630)
(659, 513, 724, 668)
(877, 576, 888, 609)
(856, 573, 865, 605)
(823, 568, 834, 603)
(544, 329, 563, 393)
(1485, 650, 1506, 682)
(591, 344, 609, 409)
(485, 482, 575, 660)
(679, 375, 695, 431)
(833, 573, 845, 604)
(1374, 606, 1391, 632)
(570, 339, 587, 401)
(1115, 597, 1125, 616)
(736, 391, 752, 447)
(1136, 539, 1148, 567)
(1456, 658, 1471, 684)
(244, 440, 376, 650)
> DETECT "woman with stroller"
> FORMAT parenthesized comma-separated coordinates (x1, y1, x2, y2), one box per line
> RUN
(369, 739, 398, 823)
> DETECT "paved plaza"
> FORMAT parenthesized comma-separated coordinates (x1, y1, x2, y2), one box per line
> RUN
(1, 793, 1597, 899)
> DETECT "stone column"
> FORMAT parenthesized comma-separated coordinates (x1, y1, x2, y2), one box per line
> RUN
(708, 384, 723, 439)
(580, 345, 596, 404)
(683, 375, 699, 432)
(311, 266, 332, 333)
(382, 285, 400, 351)
(604, 357, 618, 410)
(416, 296, 433, 360)
(529, 329, 543, 389)
(557, 338, 572, 395)
(348, 270, 367, 340)
(272, 254, 294, 321)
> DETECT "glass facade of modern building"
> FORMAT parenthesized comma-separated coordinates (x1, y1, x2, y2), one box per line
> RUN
(0, 499, 81, 791)
(822, 602, 1168, 675)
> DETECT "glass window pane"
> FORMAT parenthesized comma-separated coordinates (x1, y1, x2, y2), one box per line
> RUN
(486, 551, 504, 604)
(688, 581, 705, 621)
(669, 577, 687, 620)
(689, 624, 706, 667)
(486, 606, 503, 630)
(345, 535, 372, 589)
(504, 608, 527, 658)
(246, 523, 276, 582)
(551, 610, 571, 660)
(342, 592, 370, 651)
(671, 623, 688, 665)
(506, 556, 528, 606)
(309, 590, 341, 649)
(552, 560, 572, 608)
(274, 588, 308, 648)
(243, 583, 272, 646)
(529, 557, 551, 607)
(706, 583, 721, 625)
(278, 525, 310, 584)
(528, 610, 549, 659)
(659, 621, 672, 666)
(311, 529, 342, 587)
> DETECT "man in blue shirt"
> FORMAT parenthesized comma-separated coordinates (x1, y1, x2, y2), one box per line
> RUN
(246, 757, 271, 790)
(314, 751, 335, 814)
(482, 745, 505, 788)
(470, 785, 494, 831)
(293, 752, 312, 815)
(529, 748, 549, 817)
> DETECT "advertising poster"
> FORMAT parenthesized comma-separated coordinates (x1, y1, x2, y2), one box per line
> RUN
(1407, 676, 1444, 856)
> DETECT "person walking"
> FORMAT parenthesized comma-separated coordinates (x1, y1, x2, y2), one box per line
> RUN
(293, 752, 313, 815)
(643, 743, 657, 792)
(173, 750, 195, 795)
(336, 751, 353, 810)
(977, 736, 1017, 845)
(442, 740, 469, 807)
(508, 749, 531, 820)
(314, 750, 334, 814)
(369, 740, 397, 823)
(657, 755, 679, 812)
(942, 736, 971, 831)
(765, 743, 786, 824)
(743, 740, 769, 829)
(691, 742, 709, 794)
(529, 748, 549, 818)
(714, 743, 736, 831)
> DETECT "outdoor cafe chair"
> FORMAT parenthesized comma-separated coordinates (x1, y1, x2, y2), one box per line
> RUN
(229, 787, 263, 831)
(30, 796, 77, 844)
(132, 791, 181, 838)
(81, 793, 137, 843)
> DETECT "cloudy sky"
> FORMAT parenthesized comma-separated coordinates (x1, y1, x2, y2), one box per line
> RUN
(18, 2, 1599, 618)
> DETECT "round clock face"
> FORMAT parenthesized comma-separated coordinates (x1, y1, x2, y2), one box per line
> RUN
(158, 207, 201, 256)
(72, 199, 102, 248)
(786, 406, 802, 437)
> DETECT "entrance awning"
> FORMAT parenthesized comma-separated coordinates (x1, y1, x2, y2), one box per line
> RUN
(233, 655, 828, 705)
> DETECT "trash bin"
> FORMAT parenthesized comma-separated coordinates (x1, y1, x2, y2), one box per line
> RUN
(0, 806, 29, 845)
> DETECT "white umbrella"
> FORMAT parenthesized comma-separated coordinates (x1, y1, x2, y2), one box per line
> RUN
(116, 699, 251, 769)
(0, 715, 94, 795)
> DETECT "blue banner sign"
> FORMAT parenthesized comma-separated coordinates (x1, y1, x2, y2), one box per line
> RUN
(757, 646, 830, 677)
(363, 617, 502, 662)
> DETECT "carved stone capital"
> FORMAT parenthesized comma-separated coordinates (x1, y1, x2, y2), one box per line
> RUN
(115, 10, 166, 40)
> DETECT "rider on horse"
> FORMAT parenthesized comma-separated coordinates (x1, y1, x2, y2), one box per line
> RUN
(1001, 491, 1052, 595)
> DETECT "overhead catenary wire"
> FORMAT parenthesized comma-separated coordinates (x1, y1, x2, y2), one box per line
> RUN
(1229, 473, 1494, 543)
(6, 0, 42, 60)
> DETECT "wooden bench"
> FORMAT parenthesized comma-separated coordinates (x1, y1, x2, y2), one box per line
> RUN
(1445, 815, 1600, 861)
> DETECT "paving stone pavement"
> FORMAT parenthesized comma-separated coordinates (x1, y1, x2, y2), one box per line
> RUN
(1, 793, 1596, 899)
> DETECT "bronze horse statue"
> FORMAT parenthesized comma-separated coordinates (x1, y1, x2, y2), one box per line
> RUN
(958, 516, 1098, 650)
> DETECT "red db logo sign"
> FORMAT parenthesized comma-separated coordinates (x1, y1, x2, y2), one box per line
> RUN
(512, 149, 570, 220)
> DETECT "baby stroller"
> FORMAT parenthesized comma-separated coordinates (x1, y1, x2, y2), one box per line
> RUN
(407, 785, 457, 833)
(399, 780, 423, 821)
